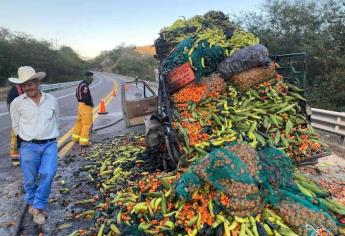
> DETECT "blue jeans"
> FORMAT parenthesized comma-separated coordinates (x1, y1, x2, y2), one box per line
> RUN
(20, 141, 58, 210)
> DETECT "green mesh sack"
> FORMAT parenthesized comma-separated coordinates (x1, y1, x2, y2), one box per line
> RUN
(175, 145, 263, 216)
(188, 40, 225, 80)
(174, 171, 203, 201)
(257, 148, 339, 235)
(195, 147, 263, 216)
(174, 144, 339, 234)
(192, 147, 257, 186)
(224, 143, 261, 179)
(268, 189, 339, 236)
(257, 148, 295, 189)
(160, 37, 193, 75)
(160, 37, 225, 81)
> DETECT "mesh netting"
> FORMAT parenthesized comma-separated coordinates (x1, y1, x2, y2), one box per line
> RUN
(194, 147, 257, 185)
(160, 37, 225, 82)
(200, 73, 227, 97)
(174, 143, 339, 235)
(257, 147, 295, 189)
(160, 37, 193, 75)
(257, 148, 339, 235)
(174, 171, 203, 201)
(230, 62, 276, 91)
(270, 190, 338, 235)
(175, 144, 264, 216)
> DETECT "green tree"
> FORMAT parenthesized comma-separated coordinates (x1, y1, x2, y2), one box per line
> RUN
(236, 0, 345, 111)
(0, 28, 88, 86)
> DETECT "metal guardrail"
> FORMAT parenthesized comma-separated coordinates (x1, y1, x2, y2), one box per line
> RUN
(40, 80, 81, 92)
(311, 108, 345, 143)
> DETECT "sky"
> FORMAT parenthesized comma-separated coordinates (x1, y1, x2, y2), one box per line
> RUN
(0, 0, 263, 58)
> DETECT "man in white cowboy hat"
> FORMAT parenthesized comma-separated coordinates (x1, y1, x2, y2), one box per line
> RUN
(9, 66, 59, 225)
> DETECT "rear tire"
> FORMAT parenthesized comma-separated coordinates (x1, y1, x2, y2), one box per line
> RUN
(165, 134, 181, 168)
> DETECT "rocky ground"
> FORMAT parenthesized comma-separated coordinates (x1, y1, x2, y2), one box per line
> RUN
(0, 124, 344, 236)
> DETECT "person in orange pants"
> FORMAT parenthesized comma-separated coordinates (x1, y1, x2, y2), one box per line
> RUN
(72, 80, 94, 146)
(7, 84, 24, 166)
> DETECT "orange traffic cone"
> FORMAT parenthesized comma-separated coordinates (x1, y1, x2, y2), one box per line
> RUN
(98, 98, 108, 114)
(112, 89, 116, 96)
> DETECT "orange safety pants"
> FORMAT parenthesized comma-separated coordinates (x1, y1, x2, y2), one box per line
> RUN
(72, 103, 93, 145)
(10, 129, 19, 158)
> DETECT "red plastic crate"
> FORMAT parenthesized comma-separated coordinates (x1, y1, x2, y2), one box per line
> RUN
(167, 62, 195, 93)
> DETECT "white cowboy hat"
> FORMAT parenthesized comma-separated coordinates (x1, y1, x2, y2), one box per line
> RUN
(8, 66, 46, 84)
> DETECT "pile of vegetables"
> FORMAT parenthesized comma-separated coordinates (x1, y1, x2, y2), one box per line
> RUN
(159, 27, 259, 81)
(156, 11, 327, 164)
(156, 10, 259, 79)
(65, 11, 345, 236)
(67, 138, 345, 236)
(158, 11, 234, 44)
(171, 72, 326, 164)
(301, 165, 345, 205)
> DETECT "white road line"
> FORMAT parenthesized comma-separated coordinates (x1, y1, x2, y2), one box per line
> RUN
(0, 112, 8, 117)
(0, 77, 103, 118)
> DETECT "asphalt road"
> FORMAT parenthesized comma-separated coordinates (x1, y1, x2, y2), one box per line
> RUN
(0, 72, 133, 168)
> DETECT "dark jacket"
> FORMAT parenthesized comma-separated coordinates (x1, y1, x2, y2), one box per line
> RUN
(7, 85, 23, 111)
(76, 80, 94, 107)
(7, 84, 24, 147)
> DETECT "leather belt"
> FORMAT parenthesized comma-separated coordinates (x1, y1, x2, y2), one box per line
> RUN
(23, 138, 56, 144)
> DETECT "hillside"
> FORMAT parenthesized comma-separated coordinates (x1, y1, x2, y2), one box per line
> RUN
(0, 28, 89, 86)
(135, 45, 156, 56)
(92, 46, 159, 82)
